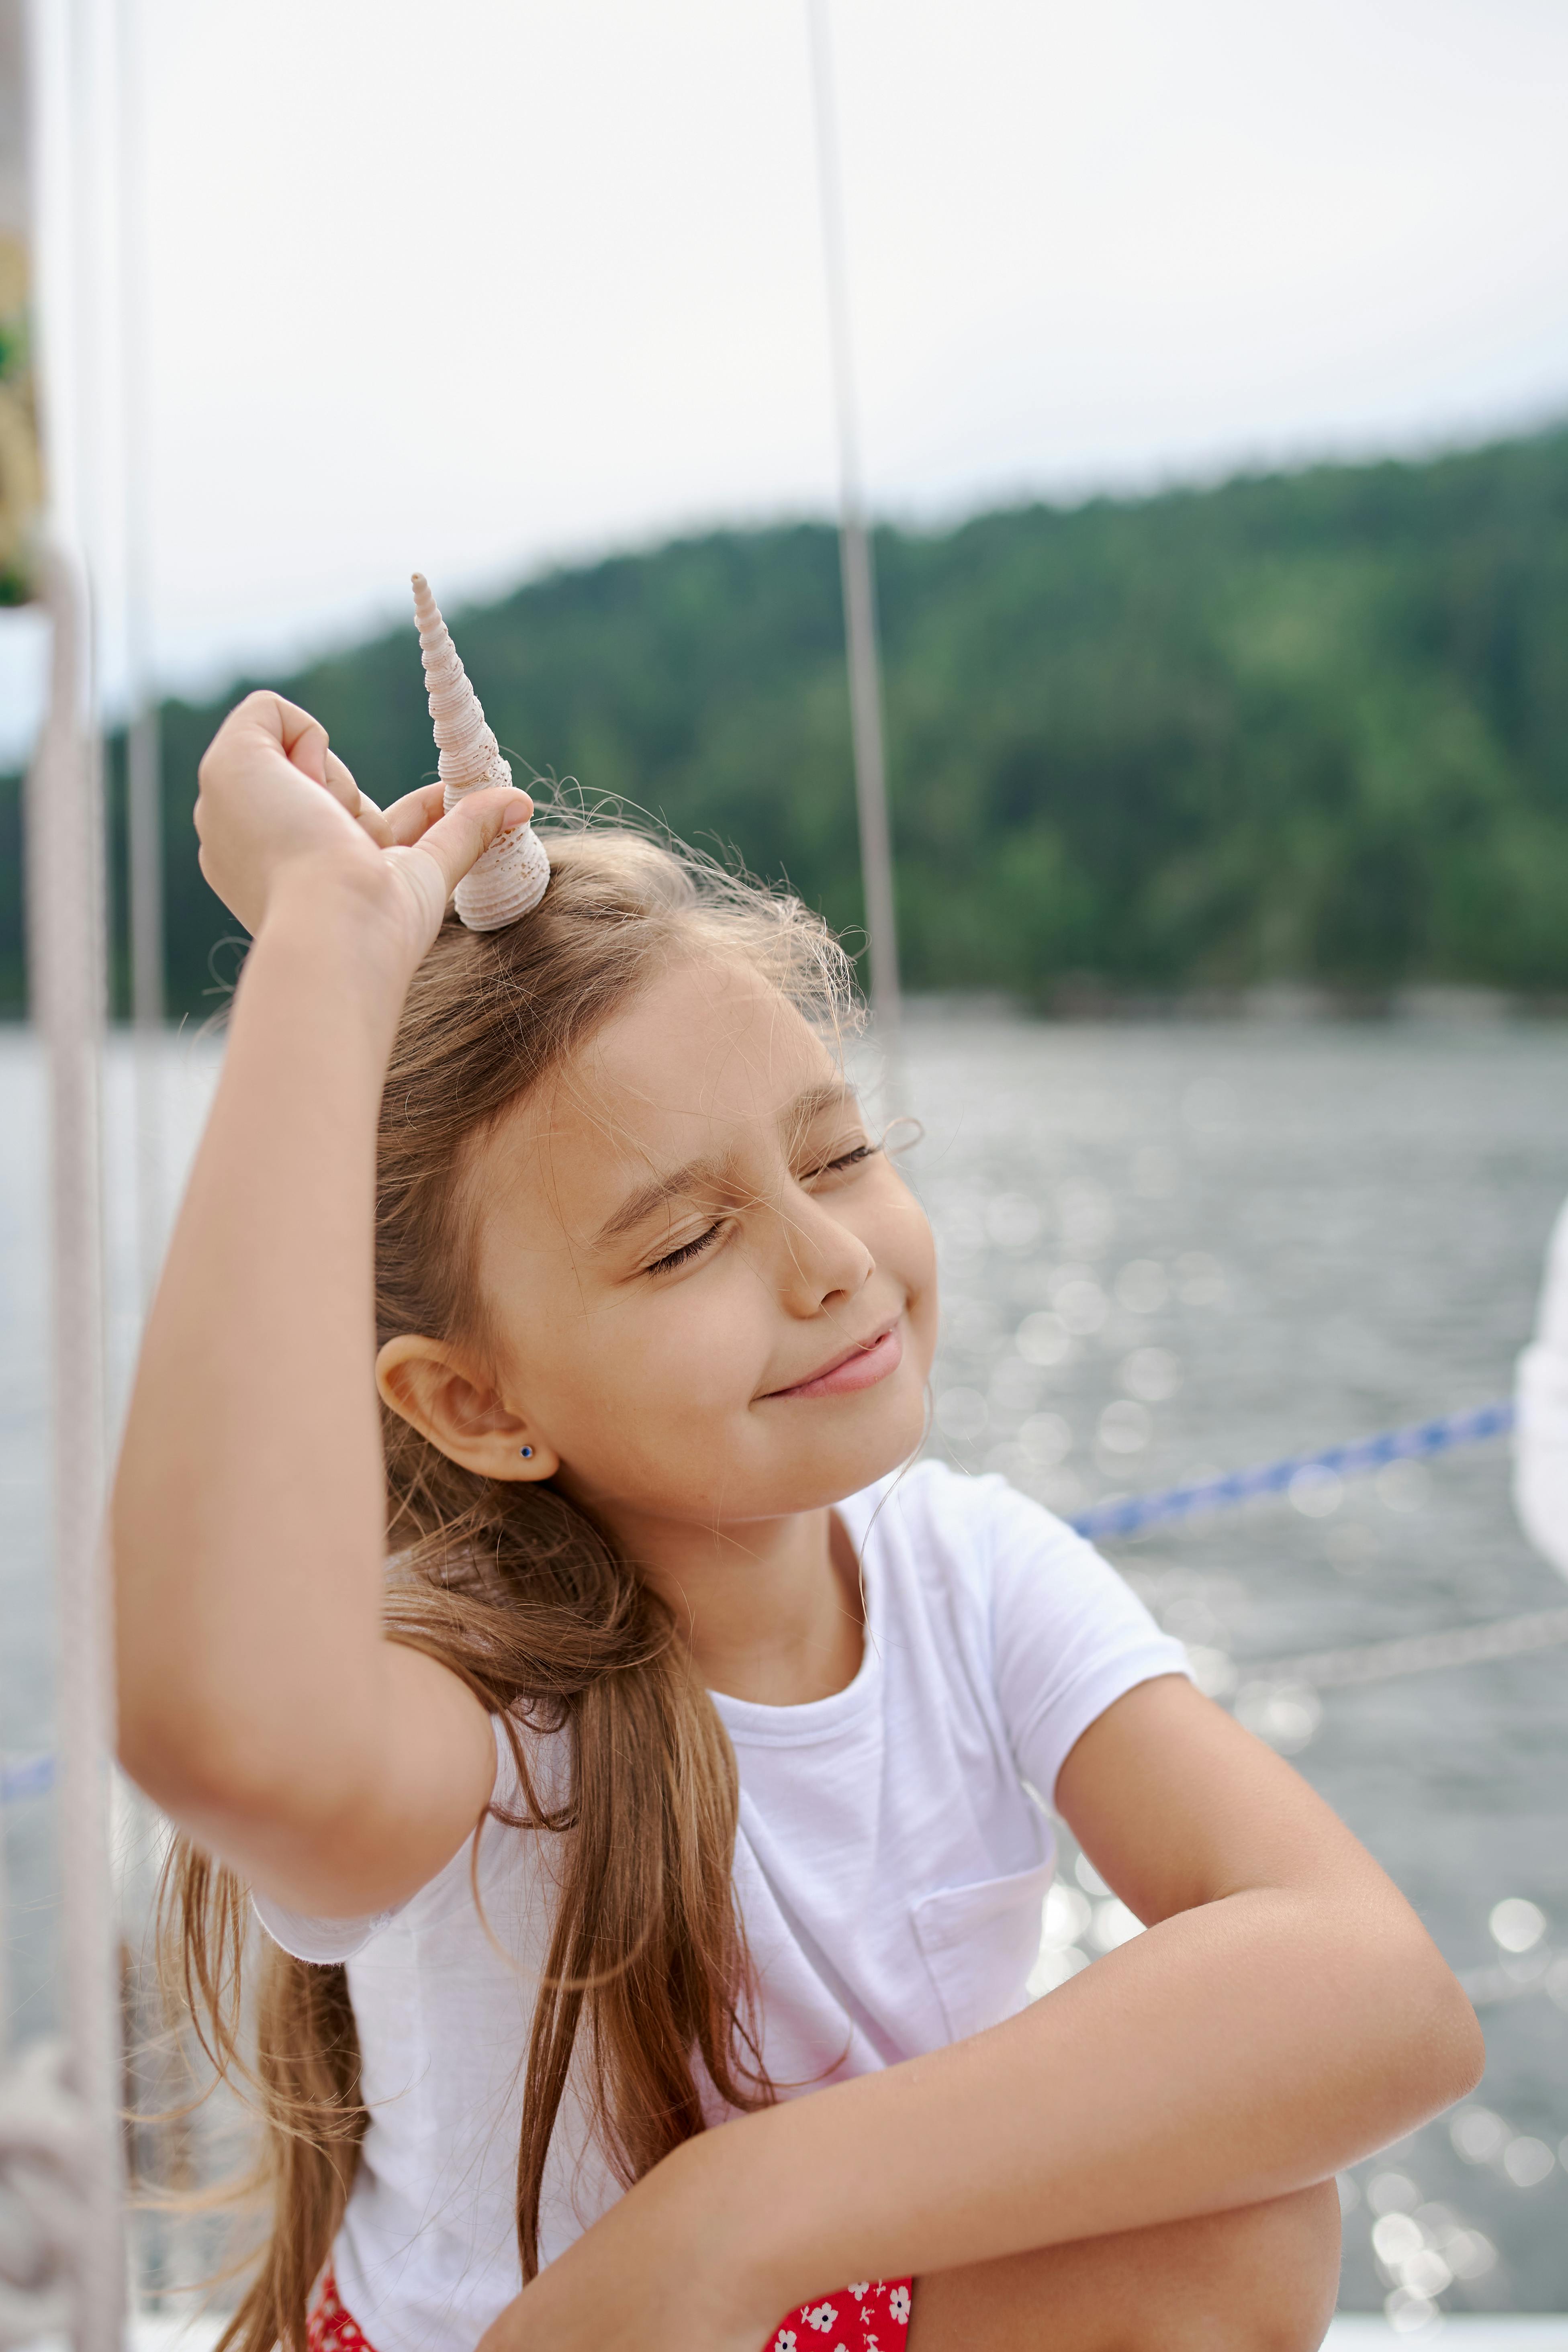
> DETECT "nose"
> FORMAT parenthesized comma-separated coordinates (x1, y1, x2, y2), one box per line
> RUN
(771, 1181, 875, 1317)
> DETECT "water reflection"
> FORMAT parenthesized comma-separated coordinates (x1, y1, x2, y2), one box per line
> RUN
(1491, 1899, 1547, 1956)
(907, 1010, 1568, 2313)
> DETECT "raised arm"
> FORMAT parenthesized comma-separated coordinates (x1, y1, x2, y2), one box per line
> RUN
(113, 693, 528, 1914)
(485, 1676, 1482, 2351)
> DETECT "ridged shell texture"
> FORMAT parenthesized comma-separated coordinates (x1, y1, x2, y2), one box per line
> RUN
(411, 571, 550, 930)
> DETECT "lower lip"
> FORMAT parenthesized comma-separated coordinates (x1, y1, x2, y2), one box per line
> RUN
(771, 1324, 904, 1401)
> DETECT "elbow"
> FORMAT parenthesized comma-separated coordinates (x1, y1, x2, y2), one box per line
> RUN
(116, 1651, 180, 1805)
(118, 1669, 376, 1865)
(1431, 1971, 1487, 2110)
(115, 1616, 208, 1811)
(111, 1510, 195, 1799)
(1377, 1930, 1486, 2134)
(112, 1556, 272, 1821)
(117, 1673, 296, 1833)
(117, 1686, 246, 1821)
(117, 1719, 219, 1821)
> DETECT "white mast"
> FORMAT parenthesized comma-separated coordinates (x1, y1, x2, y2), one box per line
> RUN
(2, 0, 127, 2340)
(118, 0, 164, 1306)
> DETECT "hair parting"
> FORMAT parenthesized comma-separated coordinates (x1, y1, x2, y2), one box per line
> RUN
(154, 821, 860, 2348)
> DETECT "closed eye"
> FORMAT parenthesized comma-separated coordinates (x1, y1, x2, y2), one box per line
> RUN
(644, 1221, 724, 1276)
(643, 1145, 877, 1273)
(808, 1141, 879, 1182)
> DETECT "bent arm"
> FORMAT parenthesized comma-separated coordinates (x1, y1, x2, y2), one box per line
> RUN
(500, 1678, 1482, 2341)
(114, 889, 495, 1911)
(112, 701, 518, 1913)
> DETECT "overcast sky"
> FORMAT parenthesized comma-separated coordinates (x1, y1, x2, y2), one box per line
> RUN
(5, 0, 1568, 756)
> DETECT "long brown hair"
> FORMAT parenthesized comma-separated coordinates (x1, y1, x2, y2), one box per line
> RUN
(156, 826, 859, 2348)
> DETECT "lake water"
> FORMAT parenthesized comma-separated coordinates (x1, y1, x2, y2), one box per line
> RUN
(4, 1011, 1568, 2317)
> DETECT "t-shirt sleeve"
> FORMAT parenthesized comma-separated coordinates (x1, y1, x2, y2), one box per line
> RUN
(251, 1712, 517, 1965)
(971, 1472, 1192, 1803)
(251, 1888, 399, 1965)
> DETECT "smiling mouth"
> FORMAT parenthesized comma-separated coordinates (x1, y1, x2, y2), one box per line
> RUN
(763, 1320, 904, 1402)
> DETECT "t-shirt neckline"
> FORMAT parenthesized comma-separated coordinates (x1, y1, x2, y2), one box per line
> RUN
(707, 1486, 887, 1748)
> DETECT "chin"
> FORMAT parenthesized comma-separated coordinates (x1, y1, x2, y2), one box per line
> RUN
(782, 1383, 929, 1510)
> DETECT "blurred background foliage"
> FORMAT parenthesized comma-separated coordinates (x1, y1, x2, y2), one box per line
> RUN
(5, 422, 1568, 1018)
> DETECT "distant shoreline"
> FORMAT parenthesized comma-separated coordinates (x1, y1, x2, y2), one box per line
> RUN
(2, 984, 1567, 1036)
(903, 985, 1568, 1025)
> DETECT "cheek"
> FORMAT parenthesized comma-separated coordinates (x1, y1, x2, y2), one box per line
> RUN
(533, 1261, 775, 1450)
(865, 1183, 940, 1348)
(544, 1287, 790, 1519)
(493, 1184, 940, 1510)
(902, 1197, 939, 1304)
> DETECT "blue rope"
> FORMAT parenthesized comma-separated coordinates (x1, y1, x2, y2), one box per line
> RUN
(1, 1750, 55, 1804)
(0, 1399, 1519, 1806)
(1070, 1398, 1515, 1544)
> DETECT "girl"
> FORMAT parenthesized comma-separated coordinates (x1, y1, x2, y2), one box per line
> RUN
(114, 650, 1482, 2352)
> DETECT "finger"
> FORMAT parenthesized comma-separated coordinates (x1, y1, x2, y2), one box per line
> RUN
(198, 691, 289, 791)
(350, 784, 395, 850)
(323, 746, 363, 820)
(378, 781, 449, 848)
(395, 787, 534, 902)
(380, 844, 449, 943)
(225, 690, 335, 787)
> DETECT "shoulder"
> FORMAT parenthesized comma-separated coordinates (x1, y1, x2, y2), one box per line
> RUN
(838, 1459, 1189, 1805)
(852, 1457, 1188, 1751)
(848, 1454, 1100, 1600)
(844, 1457, 1158, 1680)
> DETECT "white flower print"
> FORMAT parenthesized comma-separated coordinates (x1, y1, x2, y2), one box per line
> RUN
(805, 2307, 838, 2335)
(775, 2334, 797, 2352)
(848, 2283, 869, 2301)
(889, 2285, 912, 2326)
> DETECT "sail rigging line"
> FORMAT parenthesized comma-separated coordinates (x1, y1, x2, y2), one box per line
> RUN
(1242, 1601, 1568, 1697)
(0, 0, 129, 2333)
(117, 0, 164, 1308)
(17, 539, 126, 2349)
(805, 0, 904, 1114)
(53, 33, 127, 2313)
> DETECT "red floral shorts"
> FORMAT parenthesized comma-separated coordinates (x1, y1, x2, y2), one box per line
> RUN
(766, 2277, 914, 2349)
(307, 2278, 370, 2352)
(307, 2267, 915, 2352)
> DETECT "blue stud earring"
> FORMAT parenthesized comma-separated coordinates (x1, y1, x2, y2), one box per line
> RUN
(519, 1445, 534, 1459)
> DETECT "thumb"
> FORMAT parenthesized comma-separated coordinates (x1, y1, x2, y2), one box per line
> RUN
(384, 787, 534, 938)
(408, 786, 534, 895)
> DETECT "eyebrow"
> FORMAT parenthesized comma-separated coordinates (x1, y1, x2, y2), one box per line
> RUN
(593, 1081, 856, 1249)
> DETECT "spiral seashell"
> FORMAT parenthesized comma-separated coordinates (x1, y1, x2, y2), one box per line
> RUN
(411, 571, 550, 930)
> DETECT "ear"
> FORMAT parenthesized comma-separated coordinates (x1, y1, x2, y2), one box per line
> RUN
(375, 1334, 560, 1482)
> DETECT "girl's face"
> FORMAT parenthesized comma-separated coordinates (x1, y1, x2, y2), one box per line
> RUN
(435, 953, 938, 1533)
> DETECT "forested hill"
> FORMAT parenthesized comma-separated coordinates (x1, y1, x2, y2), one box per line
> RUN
(6, 424, 1568, 1016)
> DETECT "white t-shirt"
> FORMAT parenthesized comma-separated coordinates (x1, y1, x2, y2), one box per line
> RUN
(255, 1462, 1189, 2352)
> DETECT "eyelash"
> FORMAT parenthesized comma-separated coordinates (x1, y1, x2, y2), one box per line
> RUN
(642, 1142, 879, 1276)
(644, 1227, 724, 1276)
(822, 1141, 877, 1177)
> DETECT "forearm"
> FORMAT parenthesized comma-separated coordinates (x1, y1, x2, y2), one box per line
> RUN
(664, 1882, 1478, 2315)
(114, 884, 409, 1809)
